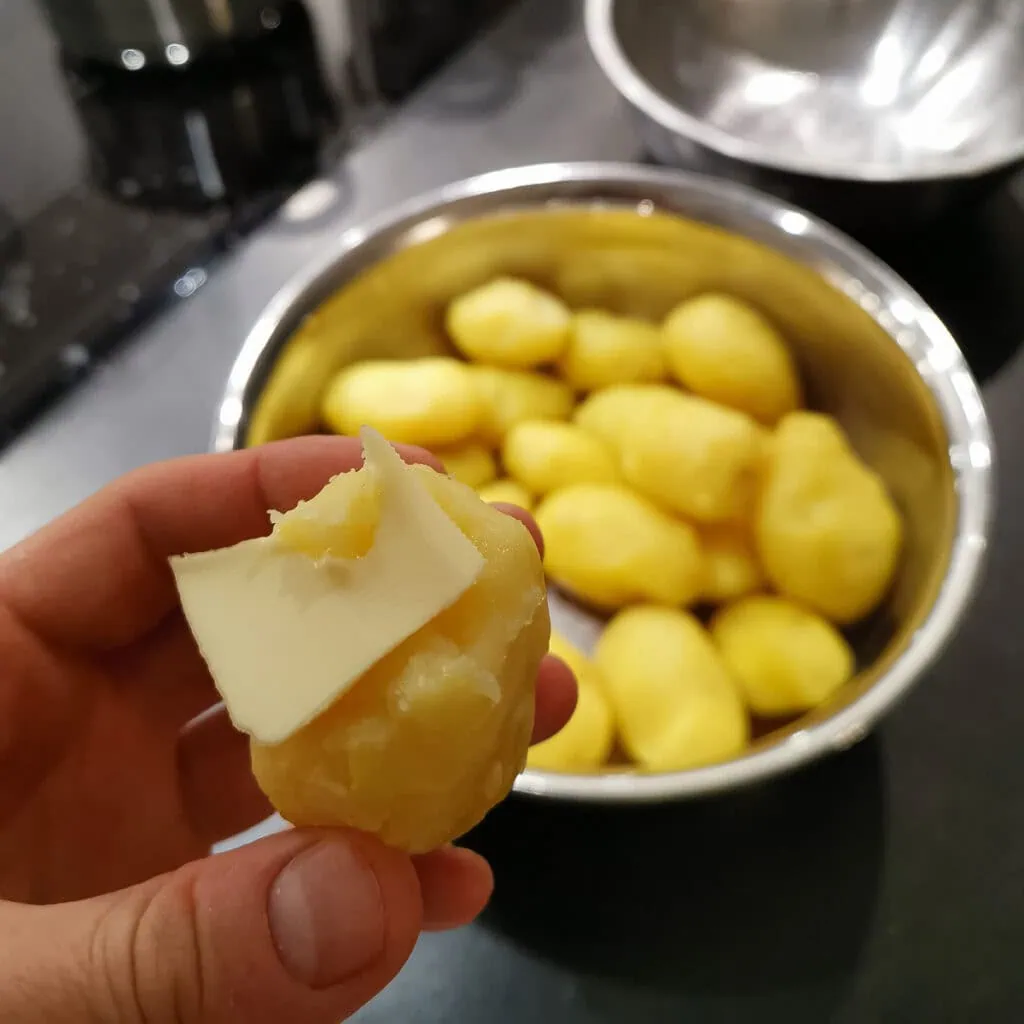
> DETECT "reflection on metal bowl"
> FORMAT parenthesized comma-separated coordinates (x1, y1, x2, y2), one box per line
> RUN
(586, 0, 1024, 233)
(214, 162, 993, 802)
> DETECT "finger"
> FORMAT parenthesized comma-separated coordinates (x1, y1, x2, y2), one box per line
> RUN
(0, 436, 440, 652)
(532, 654, 577, 745)
(0, 605, 95, 818)
(413, 846, 494, 932)
(105, 610, 219, 728)
(0, 828, 422, 1024)
(177, 707, 274, 844)
(492, 503, 543, 558)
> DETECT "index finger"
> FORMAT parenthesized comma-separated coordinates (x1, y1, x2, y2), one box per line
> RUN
(0, 436, 442, 651)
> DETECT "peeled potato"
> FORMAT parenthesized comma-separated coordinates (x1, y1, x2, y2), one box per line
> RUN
(527, 631, 614, 772)
(535, 483, 705, 609)
(472, 366, 574, 444)
(560, 309, 666, 390)
(447, 277, 572, 369)
(700, 525, 764, 603)
(711, 596, 855, 715)
(435, 441, 498, 489)
(575, 385, 766, 524)
(596, 606, 748, 771)
(662, 293, 802, 424)
(321, 357, 481, 447)
(757, 412, 902, 623)
(252, 463, 549, 853)
(478, 478, 534, 510)
(503, 419, 619, 495)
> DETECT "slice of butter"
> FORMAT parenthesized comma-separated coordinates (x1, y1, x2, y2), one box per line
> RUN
(170, 427, 485, 744)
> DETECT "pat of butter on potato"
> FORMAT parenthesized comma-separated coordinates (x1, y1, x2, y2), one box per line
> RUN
(170, 427, 550, 852)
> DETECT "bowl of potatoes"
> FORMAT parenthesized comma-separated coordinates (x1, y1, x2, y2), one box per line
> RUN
(214, 162, 992, 802)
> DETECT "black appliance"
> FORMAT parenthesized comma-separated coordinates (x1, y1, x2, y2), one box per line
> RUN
(0, 0, 510, 440)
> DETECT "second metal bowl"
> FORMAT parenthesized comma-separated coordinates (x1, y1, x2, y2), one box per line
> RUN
(586, 0, 1024, 233)
(214, 162, 993, 802)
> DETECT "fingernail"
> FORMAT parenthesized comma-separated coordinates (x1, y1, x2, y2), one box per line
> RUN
(268, 840, 385, 989)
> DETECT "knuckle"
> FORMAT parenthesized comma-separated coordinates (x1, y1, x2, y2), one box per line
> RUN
(87, 878, 208, 1024)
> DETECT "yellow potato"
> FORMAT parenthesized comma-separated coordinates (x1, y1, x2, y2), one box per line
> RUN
(559, 309, 666, 390)
(595, 606, 748, 771)
(446, 277, 572, 369)
(756, 412, 902, 623)
(574, 384, 766, 523)
(662, 293, 802, 424)
(477, 478, 534, 511)
(321, 357, 481, 447)
(435, 441, 498, 489)
(711, 596, 855, 716)
(547, 629, 593, 681)
(700, 525, 764, 603)
(527, 631, 615, 772)
(503, 420, 619, 495)
(253, 464, 549, 853)
(535, 483, 705, 609)
(472, 366, 575, 443)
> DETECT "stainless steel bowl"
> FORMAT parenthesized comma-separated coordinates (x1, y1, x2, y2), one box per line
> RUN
(213, 162, 993, 802)
(586, 0, 1024, 233)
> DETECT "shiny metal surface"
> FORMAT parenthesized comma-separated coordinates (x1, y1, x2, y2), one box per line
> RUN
(215, 161, 993, 803)
(586, 0, 1024, 229)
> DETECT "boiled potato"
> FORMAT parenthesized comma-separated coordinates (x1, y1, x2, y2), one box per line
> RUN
(447, 277, 572, 369)
(435, 441, 498, 489)
(711, 596, 855, 715)
(547, 628, 594, 682)
(560, 309, 666, 390)
(478, 478, 534, 510)
(322, 357, 481, 447)
(596, 606, 748, 771)
(574, 384, 766, 524)
(757, 411, 902, 623)
(700, 525, 764, 603)
(662, 293, 802, 424)
(527, 631, 615, 772)
(472, 366, 574, 443)
(252, 459, 549, 854)
(535, 483, 704, 609)
(503, 420, 619, 495)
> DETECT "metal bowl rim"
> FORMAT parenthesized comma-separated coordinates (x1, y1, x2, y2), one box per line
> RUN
(585, 0, 1024, 184)
(212, 160, 994, 803)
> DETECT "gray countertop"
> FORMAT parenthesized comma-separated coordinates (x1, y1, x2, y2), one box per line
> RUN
(7, 2, 1024, 1022)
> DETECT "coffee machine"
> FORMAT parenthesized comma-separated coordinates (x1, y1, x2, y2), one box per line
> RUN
(35, 0, 365, 208)
(35, 0, 512, 207)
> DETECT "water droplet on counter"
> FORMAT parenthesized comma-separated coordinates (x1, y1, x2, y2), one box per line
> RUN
(173, 266, 208, 298)
(281, 179, 341, 223)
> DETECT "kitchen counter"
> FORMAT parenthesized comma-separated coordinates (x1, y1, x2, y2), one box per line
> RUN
(4, 1, 1024, 1020)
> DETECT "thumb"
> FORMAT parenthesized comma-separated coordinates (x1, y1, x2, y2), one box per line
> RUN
(0, 828, 424, 1024)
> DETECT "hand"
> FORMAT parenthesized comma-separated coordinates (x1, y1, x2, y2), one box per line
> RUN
(0, 436, 575, 1023)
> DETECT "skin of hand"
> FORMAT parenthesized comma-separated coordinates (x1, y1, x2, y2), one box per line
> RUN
(0, 435, 576, 1024)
